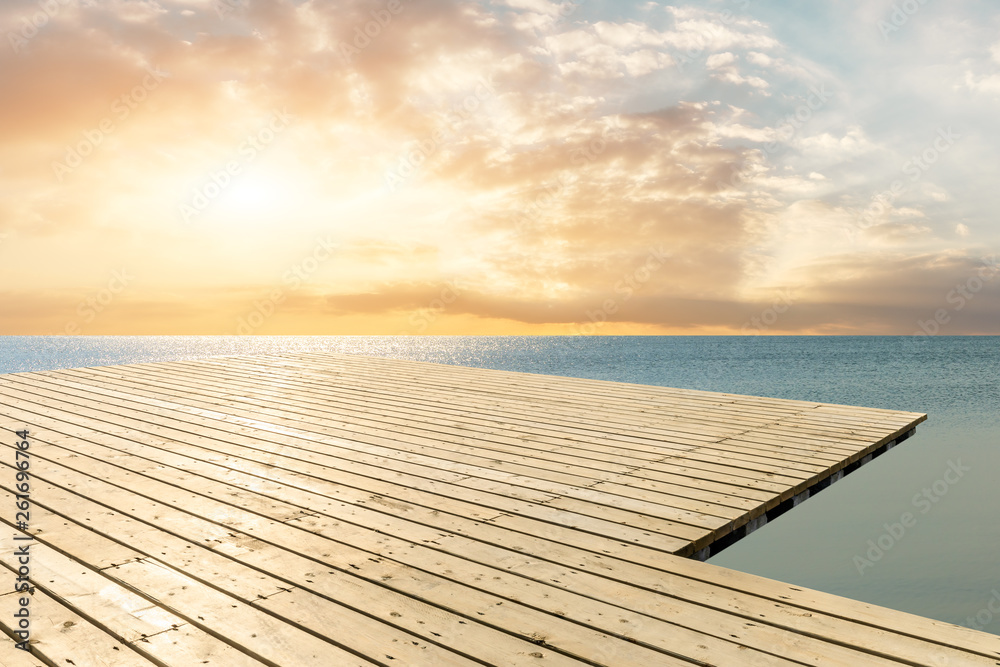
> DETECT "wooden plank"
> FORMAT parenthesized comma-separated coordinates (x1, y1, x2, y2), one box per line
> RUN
(422, 532, 998, 667)
(104, 559, 380, 667)
(0, 406, 703, 582)
(0, 410, 701, 562)
(2, 352, 993, 667)
(90, 361, 871, 463)
(39, 366, 825, 501)
(64, 358, 860, 472)
(4, 470, 573, 666)
(0, 477, 387, 666)
(0, 488, 139, 571)
(0, 361, 921, 556)
(1, 418, 892, 664)
(75, 360, 919, 494)
(9, 370, 828, 518)
(267, 352, 924, 425)
(0, 366, 916, 560)
(232, 352, 922, 434)
(76, 362, 877, 471)
(0, 540, 268, 666)
(0, 431, 701, 665)
(0, 386, 718, 544)
(232, 352, 876, 440)
(0, 412, 968, 664)
(0, 394, 699, 563)
(0, 631, 52, 667)
(155, 374, 869, 483)
(0, 588, 155, 666)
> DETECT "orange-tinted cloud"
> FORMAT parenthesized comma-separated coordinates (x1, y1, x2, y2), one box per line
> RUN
(0, 1, 997, 334)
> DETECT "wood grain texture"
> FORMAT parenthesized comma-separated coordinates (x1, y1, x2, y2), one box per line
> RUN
(2, 351, 997, 666)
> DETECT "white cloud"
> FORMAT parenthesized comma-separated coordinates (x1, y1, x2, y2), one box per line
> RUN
(665, 9, 779, 52)
(621, 49, 675, 77)
(961, 40, 1000, 94)
(798, 126, 874, 159)
(503, 0, 567, 16)
(703, 51, 769, 90)
(706, 52, 736, 69)
(593, 21, 674, 48)
(919, 183, 951, 202)
(545, 21, 680, 79)
(712, 70, 769, 89)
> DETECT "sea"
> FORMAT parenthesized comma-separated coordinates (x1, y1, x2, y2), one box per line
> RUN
(1, 335, 998, 633)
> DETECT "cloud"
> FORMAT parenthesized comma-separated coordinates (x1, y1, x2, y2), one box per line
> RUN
(0, 0, 998, 335)
(706, 52, 736, 69)
(797, 126, 874, 160)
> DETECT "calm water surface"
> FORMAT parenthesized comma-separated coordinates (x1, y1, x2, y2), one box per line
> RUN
(1, 335, 998, 632)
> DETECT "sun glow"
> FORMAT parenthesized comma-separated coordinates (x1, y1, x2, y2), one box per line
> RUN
(214, 169, 299, 220)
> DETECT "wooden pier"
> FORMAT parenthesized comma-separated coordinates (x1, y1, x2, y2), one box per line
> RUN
(2, 352, 998, 666)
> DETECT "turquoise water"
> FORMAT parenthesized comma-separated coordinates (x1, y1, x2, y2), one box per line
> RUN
(2, 335, 998, 632)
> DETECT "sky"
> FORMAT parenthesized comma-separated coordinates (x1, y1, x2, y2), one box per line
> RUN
(1, 0, 998, 335)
